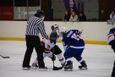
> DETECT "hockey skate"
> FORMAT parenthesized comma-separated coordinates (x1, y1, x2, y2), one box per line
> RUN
(38, 66, 48, 71)
(23, 66, 31, 70)
(78, 65, 87, 70)
(32, 63, 48, 70)
(64, 61, 73, 71)
(78, 60, 87, 70)
(32, 63, 38, 68)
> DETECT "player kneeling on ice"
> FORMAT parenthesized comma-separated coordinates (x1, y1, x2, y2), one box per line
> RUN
(62, 29, 87, 71)
(32, 29, 65, 70)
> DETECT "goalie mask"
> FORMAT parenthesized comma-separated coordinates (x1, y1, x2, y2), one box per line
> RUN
(50, 31, 58, 43)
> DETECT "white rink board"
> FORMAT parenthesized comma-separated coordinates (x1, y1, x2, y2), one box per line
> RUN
(0, 21, 114, 41)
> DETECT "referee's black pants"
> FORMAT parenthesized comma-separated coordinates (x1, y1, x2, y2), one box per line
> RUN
(22, 35, 45, 68)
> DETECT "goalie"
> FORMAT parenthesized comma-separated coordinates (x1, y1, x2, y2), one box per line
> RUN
(32, 27, 65, 70)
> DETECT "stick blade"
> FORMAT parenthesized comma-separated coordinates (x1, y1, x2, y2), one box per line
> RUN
(0, 55, 10, 59)
(53, 66, 63, 70)
(3, 56, 10, 59)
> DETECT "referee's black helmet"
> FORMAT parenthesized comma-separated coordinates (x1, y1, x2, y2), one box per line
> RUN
(35, 10, 44, 18)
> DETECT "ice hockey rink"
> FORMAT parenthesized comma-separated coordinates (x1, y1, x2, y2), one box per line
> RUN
(0, 41, 114, 77)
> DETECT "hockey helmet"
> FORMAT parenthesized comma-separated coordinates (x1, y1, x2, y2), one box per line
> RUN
(35, 10, 44, 18)
(50, 31, 57, 42)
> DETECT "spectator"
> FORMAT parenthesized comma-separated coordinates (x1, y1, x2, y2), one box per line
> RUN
(22, 10, 48, 70)
(64, 11, 70, 21)
(109, 10, 115, 20)
(78, 12, 87, 21)
(107, 10, 115, 24)
(69, 11, 79, 22)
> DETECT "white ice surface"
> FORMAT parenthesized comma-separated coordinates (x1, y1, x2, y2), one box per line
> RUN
(0, 41, 114, 77)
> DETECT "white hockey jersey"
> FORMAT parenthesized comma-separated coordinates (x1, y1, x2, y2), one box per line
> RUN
(41, 38, 55, 53)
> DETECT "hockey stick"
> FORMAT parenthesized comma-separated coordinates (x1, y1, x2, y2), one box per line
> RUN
(0, 54, 10, 59)
(52, 58, 63, 70)
(52, 47, 63, 70)
(53, 65, 63, 70)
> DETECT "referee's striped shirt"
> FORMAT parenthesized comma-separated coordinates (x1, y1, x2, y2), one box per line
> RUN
(26, 16, 48, 39)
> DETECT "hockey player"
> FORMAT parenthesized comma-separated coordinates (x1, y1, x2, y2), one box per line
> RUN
(51, 24, 60, 42)
(107, 27, 115, 77)
(62, 29, 87, 71)
(32, 27, 65, 70)
(107, 27, 115, 53)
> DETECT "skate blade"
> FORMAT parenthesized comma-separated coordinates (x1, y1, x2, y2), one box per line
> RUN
(79, 67, 88, 70)
(31, 66, 38, 69)
(64, 69, 73, 71)
(23, 67, 31, 70)
(38, 68, 48, 71)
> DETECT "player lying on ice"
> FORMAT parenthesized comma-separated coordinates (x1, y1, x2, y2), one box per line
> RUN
(62, 29, 88, 71)
(32, 25, 65, 70)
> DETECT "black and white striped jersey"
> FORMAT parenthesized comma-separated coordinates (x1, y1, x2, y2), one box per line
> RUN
(26, 16, 48, 39)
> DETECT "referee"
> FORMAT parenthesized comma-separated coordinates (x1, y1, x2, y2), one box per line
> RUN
(22, 10, 48, 70)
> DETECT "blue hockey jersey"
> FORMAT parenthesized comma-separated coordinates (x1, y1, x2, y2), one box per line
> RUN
(109, 27, 115, 34)
(62, 29, 85, 50)
(107, 27, 115, 44)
